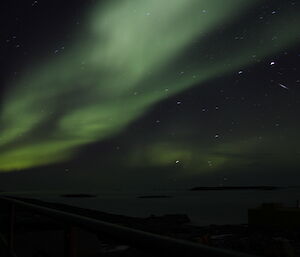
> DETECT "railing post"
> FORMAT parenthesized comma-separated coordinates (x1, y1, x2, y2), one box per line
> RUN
(64, 225, 77, 257)
(8, 203, 15, 255)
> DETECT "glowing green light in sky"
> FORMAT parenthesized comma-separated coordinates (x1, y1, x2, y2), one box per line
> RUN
(0, 0, 299, 171)
(127, 139, 257, 173)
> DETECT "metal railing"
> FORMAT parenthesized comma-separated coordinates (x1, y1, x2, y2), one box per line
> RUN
(0, 196, 259, 257)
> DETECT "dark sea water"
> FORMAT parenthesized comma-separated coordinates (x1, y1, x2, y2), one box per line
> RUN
(2, 188, 300, 226)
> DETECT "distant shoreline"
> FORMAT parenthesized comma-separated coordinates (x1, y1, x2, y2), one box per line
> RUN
(190, 186, 282, 191)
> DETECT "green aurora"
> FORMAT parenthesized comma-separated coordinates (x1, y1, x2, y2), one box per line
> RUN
(0, 0, 299, 171)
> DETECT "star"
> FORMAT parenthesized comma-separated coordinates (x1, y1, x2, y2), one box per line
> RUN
(278, 83, 289, 90)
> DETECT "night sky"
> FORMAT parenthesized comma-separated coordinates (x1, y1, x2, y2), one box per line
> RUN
(0, 0, 299, 191)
